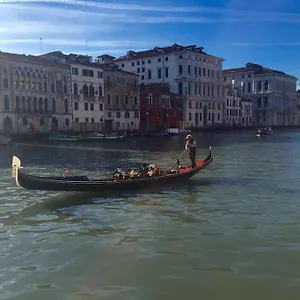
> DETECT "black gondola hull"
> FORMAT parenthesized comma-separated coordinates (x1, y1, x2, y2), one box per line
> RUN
(13, 149, 213, 192)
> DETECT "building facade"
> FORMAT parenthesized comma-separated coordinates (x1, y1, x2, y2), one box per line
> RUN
(223, 84, 253, 127)
(241, 98, 253, 127)
(139, 82, 183, 131)
(115, 43, 225, 128)
(224, 84, 242, 126)
(99, 55, 140, 132)
(0, 52, 72, 135)
(41, 51, 105, 133)
(223, 63, 298, 127)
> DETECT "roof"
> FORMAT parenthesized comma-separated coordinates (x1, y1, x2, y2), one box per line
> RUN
(40, 52, 136, 76)
(97, 62, 138, 76)
(223, 62, 297, 80)
(0, 51, 69, 69)
(115, 43, 224, 62)
(40, 51, 104, 69)
(97, 54, 116, 59)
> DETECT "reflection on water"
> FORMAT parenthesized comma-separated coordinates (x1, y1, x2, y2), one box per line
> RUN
(1, 131, 300, 299)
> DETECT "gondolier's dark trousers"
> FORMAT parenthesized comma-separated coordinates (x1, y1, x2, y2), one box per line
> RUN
(189, 146, 196, 168)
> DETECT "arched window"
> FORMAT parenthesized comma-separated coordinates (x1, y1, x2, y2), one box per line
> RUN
(107, 76, 111, 87)
(27, 97, 31, 113)
(26, 72, 31, 90)
(33, 97, 38, 112)
(82, 84, 88, 96)
(20, 72, 25, 89)
(125, 94, 128, 105)
(39, 97, 43, 113)
(3, 68, 8, 88)
(32, 73, 36, 90)
(52, 98, 56, 113)
(44, 98, 49, 113)
(73, 82, 78, 95)
(21, 96, 26, 113)
(4, 95, 10, 111)
(37, 74, 42, 91)
(43, 74, 47, 92)
(116, 95, 119, 105)
(99, 85, 103, 97)
(50, 76, 55, 92)
(14, 71, 20, 89)
(89, 84, 94, 96)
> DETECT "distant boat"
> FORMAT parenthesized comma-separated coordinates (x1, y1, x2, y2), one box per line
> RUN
(80, 132, 127, 141)
(48, 134, 80, 142)
(48, 133, 127, 142)
(0, 134, 11, 145)
(256, 128, 273, 137)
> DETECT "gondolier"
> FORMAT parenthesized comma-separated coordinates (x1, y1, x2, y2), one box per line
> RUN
(185, 131, 196, 168)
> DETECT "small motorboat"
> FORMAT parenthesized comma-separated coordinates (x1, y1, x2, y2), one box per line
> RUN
(12, 147, 213, 192)
(256, 128, 273, 137)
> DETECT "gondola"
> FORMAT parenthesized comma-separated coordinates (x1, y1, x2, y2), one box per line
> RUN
(11, 147, 213, 192)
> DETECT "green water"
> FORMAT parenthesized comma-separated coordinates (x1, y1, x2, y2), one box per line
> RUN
(0, 130, 300, 299)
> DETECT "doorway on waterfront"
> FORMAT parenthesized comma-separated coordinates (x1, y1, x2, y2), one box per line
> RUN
(3, 116, 13, 134)
(51, 117, 58, 133)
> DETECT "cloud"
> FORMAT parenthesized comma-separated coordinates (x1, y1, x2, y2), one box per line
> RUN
(1, 1, 300, 25)
(0, 39, 164, 48)
(0, 0, 224, 13)
(1, 0, 300, 21)
(232, 42, 300, 47)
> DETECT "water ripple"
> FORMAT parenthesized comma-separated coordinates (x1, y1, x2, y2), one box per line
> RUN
(1, 132, 300, 299)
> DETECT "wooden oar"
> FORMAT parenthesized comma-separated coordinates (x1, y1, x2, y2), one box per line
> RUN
(169, 149, 187, 170)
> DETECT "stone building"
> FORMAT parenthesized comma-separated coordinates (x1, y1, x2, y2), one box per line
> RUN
(223, 63, 298, 127)
(0, 51, 72, 134)
(40, 51, 105, 133)
(115, 43, 225, 128)
(98, 55, 140, 132)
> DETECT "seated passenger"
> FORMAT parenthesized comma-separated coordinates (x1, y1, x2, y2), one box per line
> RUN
(129, 169, 138, 178)
(138, 163, 150, 176)
(148, 164, 163, 177)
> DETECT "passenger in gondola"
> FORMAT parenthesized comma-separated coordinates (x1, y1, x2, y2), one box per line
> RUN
(185, 132, 196, 168)
(147, 164, 163, 177)
(138, 163, 150, 177)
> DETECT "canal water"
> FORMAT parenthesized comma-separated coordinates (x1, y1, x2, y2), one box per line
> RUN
(0, 130, 300, 300)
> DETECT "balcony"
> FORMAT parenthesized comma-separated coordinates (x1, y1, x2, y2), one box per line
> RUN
(73, 94, 80, 101)
(83, 95, 96, 102)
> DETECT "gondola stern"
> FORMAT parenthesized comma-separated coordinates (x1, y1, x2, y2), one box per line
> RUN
(12, 155, 23, 187)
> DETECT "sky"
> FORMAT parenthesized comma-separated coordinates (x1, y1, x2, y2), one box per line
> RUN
(0, 0, 300, 88)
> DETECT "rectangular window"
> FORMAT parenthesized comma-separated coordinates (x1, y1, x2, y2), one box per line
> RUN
(165, 67, 169, 78)
(179, 65, 182, 75)
(158, 68, 161, 79)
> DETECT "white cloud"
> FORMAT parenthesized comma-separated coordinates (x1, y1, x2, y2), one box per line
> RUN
(0, 0, 222, 13)
(0, 39, 164, 48)
(1, 1, 300, 26)
(1, 0, 300, 21)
